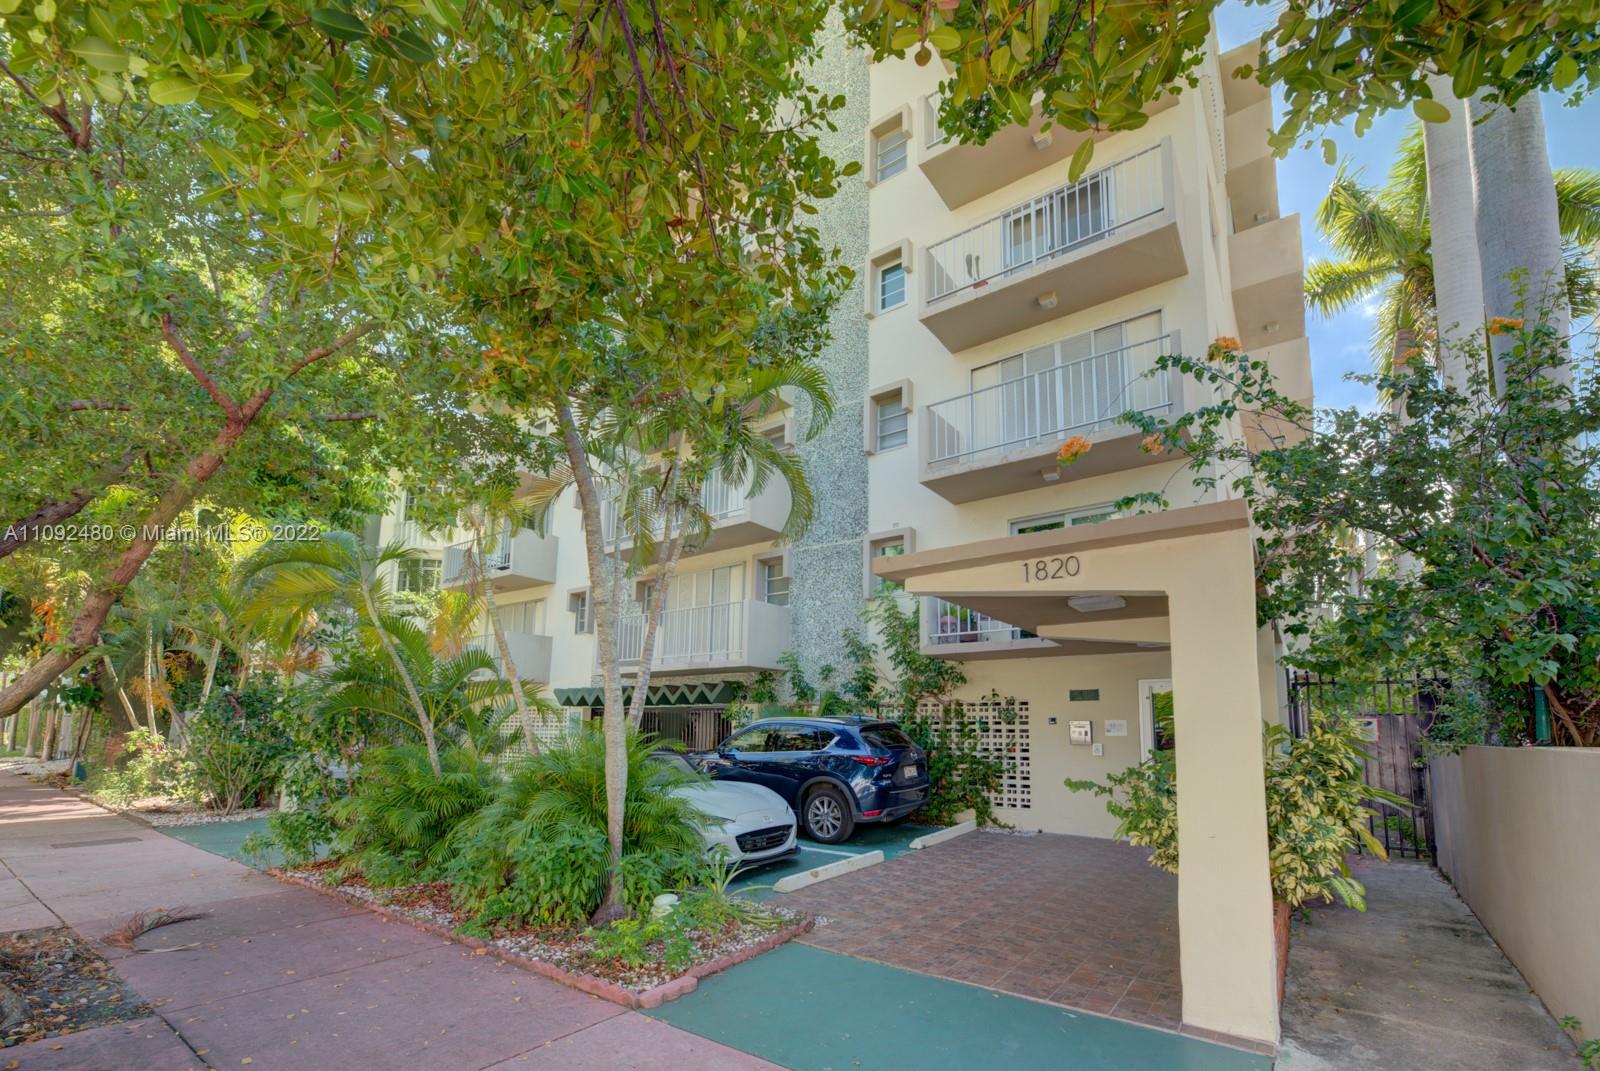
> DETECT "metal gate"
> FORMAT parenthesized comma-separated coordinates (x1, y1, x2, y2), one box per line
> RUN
(636, 706, 735, 751)
(1285, 671, 1445, 860)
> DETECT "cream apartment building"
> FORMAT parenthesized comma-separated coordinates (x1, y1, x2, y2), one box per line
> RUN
(373, 29, 1310, 823)
(372, 26, 1309, 1047)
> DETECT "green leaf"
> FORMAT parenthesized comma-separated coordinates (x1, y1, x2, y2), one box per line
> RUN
(70, 35, 130, 73)
(928, 26, 960, 53)
(1552, 55, 1579, 91)
(147, 76, 201, 106)
(1321, 138, 1337, 165)
(1412, 98, 1451, 124)
(181, 4, 220, 56)
(310, 7, 369, 42)
(1067, 137, 1095, 183)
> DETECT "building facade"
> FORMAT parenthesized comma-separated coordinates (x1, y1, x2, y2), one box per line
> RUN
(375, 29, 1310, 839)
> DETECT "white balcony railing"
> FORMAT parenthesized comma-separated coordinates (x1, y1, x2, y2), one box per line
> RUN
(602, 472, 750, 545)
(619, 600, 746, 666)
(926, 334, 1172, 467)
(924, 144, 1165, 303)
(924, 597, 1033, 645)
(441, 533, 511, 586)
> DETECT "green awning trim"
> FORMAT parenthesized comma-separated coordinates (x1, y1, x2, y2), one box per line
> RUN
(554, 681, 740, 708)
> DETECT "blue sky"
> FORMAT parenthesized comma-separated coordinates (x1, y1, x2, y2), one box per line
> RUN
(1214, 3, 1600, 409)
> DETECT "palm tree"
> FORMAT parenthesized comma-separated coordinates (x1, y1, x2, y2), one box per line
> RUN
(235, 532, 445, 775)
(1305, 122, 1600, 378)
(457, 497, 545, 754)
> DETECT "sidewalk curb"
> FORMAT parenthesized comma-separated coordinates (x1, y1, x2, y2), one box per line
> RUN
(270, 869, 813, 1010)
(772, 849, 885, 893)
(909, 820, 976, 850)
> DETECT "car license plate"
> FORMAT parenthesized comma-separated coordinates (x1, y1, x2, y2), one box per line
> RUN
(903, 764, 918, 778)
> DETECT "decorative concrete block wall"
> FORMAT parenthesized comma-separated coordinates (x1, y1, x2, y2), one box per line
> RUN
(788, 14, 871, 685)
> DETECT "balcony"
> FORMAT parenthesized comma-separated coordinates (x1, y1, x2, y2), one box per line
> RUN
(440, 529, 558, 593)
(922, 597, 1057, 660)
(1228, 214, 1306, 351)
(617, 599, 789, 677)
(919, 141, 1186, 352)
(602, 470, 790, 557)
(919, 93, 1179, 210)
(920, 332, 1182, 504)
(467, 630, 553, 683)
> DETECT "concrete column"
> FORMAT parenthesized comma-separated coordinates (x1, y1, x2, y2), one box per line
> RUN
(1167, 533, 1279, 1045)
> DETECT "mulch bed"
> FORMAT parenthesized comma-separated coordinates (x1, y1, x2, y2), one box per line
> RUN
(0, 927, 150, 1048)
(273, 863, 812, 1009)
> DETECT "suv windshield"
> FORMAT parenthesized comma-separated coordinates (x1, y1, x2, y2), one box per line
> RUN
(861, 724, 915, 749)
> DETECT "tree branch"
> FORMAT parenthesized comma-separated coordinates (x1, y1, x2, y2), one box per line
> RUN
(161, 313, 242, 424)
(61, 400, 133, 412)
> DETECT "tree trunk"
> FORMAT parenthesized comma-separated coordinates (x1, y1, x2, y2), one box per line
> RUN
(357, 575, 440, 776)
(558, 403, 629, 923)
(143, 621, 159, 735)
(626, 508, 687, 731)
(199, 638, 222, 707)
(1467, 94, 1571, 389)
(473, 521, 539, 755)
(25, 697, 42, 756)
(39, 706, 58, 762)
(1422, 76, 1485, 390)
(102, 657, 143, 733)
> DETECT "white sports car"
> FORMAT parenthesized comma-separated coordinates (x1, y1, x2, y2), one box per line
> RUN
(654, 752, 798, 865)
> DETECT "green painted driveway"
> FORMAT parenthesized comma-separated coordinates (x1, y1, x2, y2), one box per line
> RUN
(156, 816, 280, 867)
(651, 944, 1271, 1071)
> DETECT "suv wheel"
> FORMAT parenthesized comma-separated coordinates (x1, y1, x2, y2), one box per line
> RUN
(802, 784, 854, 844)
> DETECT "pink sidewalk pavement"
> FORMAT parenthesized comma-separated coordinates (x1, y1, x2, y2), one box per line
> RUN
(0, 771, 779, 1070)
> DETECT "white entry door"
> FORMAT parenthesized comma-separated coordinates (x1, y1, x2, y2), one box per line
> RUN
(1138, 678, 1173, 758)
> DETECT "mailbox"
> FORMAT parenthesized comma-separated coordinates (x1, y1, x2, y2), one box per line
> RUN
(1068, 720, 1093, 746)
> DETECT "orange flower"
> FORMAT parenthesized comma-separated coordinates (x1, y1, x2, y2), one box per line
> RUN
(1394, 347, 1421, 369)
(1140, 434, 1165, 455)
(1488, 316, 1524, 336)
(1207, 336, 1241, 361)
(1056, 435, 1092, 465)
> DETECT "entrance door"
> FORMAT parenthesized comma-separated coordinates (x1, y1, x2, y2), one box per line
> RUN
(1138, 678, 1173, 758)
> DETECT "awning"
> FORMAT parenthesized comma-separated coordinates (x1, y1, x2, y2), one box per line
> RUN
(553, 680, 740, 708)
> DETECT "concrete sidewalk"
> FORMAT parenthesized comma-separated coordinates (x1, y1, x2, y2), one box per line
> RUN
(0, 772, 777, 1071)
(1278, 858, 1575, 1071)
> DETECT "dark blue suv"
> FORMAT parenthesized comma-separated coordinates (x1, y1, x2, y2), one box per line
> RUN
(693, 717, 929, 843)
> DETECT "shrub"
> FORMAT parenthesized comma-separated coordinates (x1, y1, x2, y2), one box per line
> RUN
(86, 728, 199, 807)
(328, 744, 499, 886)
(185, 683, 293, 813)
(448, 726, 706, 926)
(1068, 713, 1406, 910)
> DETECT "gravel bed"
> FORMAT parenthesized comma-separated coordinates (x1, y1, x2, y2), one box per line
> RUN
(136, 806, 276, 828)
(282, 865, 801, 994)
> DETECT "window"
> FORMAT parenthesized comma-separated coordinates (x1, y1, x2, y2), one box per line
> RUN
(759, 557, 790, 606)
(875, 391, 908, 452)
(870, 535, 906, 594)
(727, 726, 774, 754)
(862, 724, 916, 749)
(401, 492, 418, 522)
(497, 600, 542, 635)
(569, 591, 592, 634)
(875, 125, 909, 182)
(762, 423, 788, 448)
(767, 726, 834, 752)
(1010, 504, 1120, 535)
(877, 261, 906, 313)
(397, 557, 440, 593)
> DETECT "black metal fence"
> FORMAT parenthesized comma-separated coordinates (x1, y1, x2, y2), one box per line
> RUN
(636, 706, 736, 751)
(1285, 670, 1446, 860)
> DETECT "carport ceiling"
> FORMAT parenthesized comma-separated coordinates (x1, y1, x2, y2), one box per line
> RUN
(935, 593, 1168, 633)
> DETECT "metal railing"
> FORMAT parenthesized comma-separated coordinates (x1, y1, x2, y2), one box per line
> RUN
(602, 473, 748, 545)
(923, 597, 1033, 645)
(618, 600, 746, 665)
(924, 143, 1165, 303)
(441, 535, 511, 587)
(925, 333, 1173, 467)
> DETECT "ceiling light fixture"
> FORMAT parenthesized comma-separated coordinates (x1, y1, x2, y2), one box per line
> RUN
(1036, 291, 1058, 310)
(1068, 594, 1127, 613)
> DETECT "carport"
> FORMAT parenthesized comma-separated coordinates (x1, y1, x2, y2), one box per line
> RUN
(870, 499, 1280, 1050)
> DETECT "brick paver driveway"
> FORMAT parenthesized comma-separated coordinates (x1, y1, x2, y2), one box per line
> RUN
(775, 829, 1184, 1030)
